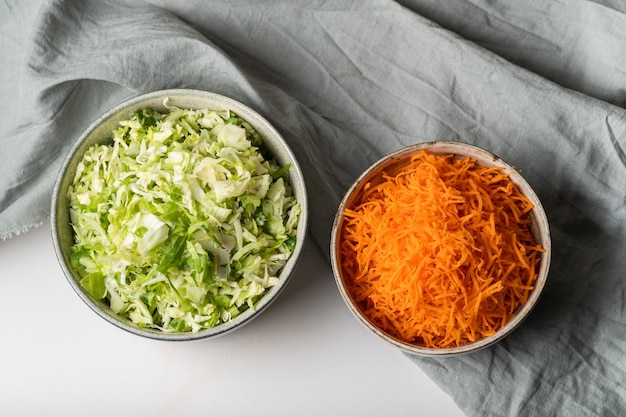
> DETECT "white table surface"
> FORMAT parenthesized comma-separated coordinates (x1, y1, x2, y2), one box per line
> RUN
(0, 220, 465, 417)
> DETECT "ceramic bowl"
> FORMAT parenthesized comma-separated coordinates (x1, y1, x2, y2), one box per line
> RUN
(330, 141, 550, 356)
(51, 89, 308, 341)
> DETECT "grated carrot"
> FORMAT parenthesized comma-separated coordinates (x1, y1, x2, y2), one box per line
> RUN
(339, 150, 545, 349)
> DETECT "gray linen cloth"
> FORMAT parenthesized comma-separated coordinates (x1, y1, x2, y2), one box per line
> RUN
(2, 0, 626, 415)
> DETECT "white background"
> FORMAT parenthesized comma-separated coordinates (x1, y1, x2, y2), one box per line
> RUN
(0, 220, 465, 417)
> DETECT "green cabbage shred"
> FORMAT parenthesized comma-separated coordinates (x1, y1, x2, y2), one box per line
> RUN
(68, 105, 301, 332)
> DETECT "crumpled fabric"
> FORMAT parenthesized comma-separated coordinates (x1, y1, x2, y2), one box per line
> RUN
(2, 1, 626, 415)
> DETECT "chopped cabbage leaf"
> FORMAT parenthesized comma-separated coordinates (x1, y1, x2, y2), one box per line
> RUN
(68, 106, 301, 332)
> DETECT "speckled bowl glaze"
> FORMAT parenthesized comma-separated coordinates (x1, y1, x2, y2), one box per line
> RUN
(330, 141, 551, 356)
(51, 89, 308, 341)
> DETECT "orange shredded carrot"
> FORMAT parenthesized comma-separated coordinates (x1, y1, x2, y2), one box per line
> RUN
(339, 150, 545, 349)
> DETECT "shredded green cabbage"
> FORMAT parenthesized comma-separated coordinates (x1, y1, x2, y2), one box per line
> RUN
(68, 106, 301, 332)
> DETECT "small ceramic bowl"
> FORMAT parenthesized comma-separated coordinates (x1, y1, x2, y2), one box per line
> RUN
(51, 89, 308, 341)
(330, 141, 551, 356)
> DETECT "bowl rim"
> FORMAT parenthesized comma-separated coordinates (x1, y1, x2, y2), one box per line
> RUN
(51, 88, 309, 341)
(330, 140, 551, 356)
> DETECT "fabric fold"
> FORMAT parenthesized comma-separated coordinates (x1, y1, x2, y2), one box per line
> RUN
(397, 0, 626, 107)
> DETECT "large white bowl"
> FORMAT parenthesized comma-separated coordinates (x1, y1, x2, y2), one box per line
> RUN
(330, 141, 551, 356)
(51, 89, 308, 341)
